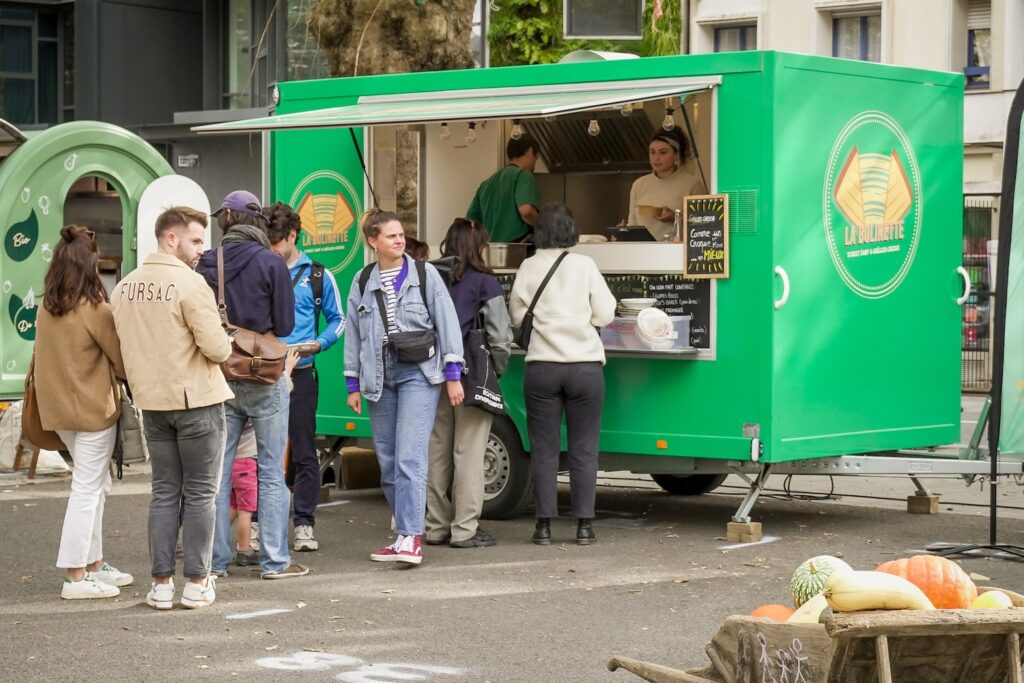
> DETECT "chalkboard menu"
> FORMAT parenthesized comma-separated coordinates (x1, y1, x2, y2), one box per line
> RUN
(495, 272, 712, 350)
(683, 194, 729, 279)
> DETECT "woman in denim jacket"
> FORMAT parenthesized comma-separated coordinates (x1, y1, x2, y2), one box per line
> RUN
(344, 210, 465, 565)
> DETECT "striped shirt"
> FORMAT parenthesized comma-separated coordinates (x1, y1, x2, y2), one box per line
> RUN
(379, 266, 401, 335)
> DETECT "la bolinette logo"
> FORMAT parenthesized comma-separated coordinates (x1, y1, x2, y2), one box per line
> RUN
(823, 111, 922, 299)
(289, 170, 363, 270)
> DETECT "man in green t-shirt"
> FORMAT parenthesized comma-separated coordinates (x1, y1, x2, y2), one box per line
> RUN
(466, 134, 541, 243)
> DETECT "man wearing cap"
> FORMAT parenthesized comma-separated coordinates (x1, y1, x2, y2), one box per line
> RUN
(466, 134, 541, 243)
(195, 190, 308, 580)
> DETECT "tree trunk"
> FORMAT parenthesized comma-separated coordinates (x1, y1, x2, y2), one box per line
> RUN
(307, 0, 475, 234)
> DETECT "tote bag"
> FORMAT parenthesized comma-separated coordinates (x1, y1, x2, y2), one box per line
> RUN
(22, 354, 66, 452)
(462, 318, 505, 416)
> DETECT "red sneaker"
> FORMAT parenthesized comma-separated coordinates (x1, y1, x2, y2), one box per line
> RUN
(370, 537, 402, 562)
(393, 534, 423, 565)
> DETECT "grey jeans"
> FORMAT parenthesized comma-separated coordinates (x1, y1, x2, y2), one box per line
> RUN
(524, 361, 605, 520)
(144, 403, 226, 579)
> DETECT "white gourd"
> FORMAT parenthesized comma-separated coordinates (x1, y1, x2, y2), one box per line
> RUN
(790, 555, 853, 607)
(824, 570, 936, 612)
(787, 593, 829, 623)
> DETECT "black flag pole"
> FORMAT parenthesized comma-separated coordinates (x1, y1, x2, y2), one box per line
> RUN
(929, 77, 1024, 560)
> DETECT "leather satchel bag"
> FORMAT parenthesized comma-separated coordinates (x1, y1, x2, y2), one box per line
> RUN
(216, 247, 287, 385)
(513, 251, 568, 351)
(22, 354, 66, 451)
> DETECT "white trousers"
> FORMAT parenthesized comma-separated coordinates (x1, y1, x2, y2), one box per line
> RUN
(55, 425, 117, 569)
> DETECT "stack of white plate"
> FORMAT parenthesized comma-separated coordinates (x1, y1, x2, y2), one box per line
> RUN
(616, 297, 657, 318)
(636, 308, 678, 351)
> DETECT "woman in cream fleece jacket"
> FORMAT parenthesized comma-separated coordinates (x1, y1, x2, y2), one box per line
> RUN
(510, 203, 616, 546)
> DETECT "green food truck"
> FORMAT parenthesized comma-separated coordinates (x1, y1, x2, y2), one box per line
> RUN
(191, 50, 991, 530)
(4, 51, 999, 530)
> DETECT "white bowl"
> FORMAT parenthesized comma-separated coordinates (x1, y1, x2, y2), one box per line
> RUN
(620, 298, 657, 307)
(636, 308, 676, 340)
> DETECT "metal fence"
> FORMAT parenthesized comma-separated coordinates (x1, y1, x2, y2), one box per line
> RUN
(962, 196, 997, 393)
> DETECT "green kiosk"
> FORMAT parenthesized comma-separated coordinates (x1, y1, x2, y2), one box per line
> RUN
(0, 120, 173, 399)
(196, 51, 1008, 532)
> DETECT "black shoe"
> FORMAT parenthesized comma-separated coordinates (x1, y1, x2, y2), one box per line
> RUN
(532, 518, 551, 546)
(424, 534, 451, 546)
(450, 529, 497, 548)
(576, 519, 595, 545)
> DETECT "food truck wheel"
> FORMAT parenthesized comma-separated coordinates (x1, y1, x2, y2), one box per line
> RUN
(481, 417, 532, 520)
(650, 474, 728, 496)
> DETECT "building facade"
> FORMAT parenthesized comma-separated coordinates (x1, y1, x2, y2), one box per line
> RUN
(688, 0, 1013, 390)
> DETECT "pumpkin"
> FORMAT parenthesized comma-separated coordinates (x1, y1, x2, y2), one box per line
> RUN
(749, 604, 795, 621)
(790, 555, 852, 607)
(874, 555, 977, 609)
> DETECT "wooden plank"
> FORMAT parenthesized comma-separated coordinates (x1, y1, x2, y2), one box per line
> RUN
(874, 635, 893, 683)
(825, 610, 1024, 639)
(1009, 632, 1022, 683)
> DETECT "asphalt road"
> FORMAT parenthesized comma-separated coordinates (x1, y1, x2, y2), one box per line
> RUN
(4, 456, 1024, 682)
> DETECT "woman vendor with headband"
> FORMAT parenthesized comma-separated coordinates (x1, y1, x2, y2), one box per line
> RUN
(625, 129, 706, 240)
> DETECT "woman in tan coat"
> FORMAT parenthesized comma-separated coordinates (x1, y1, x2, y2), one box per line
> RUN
(35, 225, 130, 600)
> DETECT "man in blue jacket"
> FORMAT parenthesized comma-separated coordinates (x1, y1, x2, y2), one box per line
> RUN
(195, 190, 309, 580)
(265, 202, 345, 552)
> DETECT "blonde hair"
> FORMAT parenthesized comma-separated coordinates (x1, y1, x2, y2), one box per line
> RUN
(360, 208, 401, 241)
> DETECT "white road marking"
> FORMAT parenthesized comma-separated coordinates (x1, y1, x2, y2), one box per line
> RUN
(718, 535, 782, 552)
(318, 500, 352, 508)
(225, 608, 293, 620)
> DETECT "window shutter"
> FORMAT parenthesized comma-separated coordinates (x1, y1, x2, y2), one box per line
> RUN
(968, 0, 991, 30)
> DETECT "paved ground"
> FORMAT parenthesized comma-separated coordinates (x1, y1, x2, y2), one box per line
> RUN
(2, 395, 1024, 682)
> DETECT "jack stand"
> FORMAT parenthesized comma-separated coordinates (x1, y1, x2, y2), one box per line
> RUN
(726, 464, 771, 542)
(907, 476, 939, 514)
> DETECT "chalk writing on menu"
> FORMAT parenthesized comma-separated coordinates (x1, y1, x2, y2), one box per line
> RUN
(684, 194, 729, 279)
(605, 274, 711, 350)
(495, 273, 712, 350)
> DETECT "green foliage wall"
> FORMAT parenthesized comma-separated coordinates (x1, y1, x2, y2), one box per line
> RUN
(488, 0, 682, 67)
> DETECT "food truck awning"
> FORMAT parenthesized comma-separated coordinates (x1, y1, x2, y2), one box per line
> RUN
(191, 78, 718, 134)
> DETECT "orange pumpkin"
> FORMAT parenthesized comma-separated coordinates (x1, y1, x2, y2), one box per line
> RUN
(874, 555, 977, 609)
(749, 604, 795, 621)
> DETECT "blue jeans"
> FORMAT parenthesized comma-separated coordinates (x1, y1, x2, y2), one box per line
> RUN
(368, 350, 442, 537)
(213, 378, 292, 573)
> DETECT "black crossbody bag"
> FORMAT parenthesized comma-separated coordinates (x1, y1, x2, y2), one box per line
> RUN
(513, 251, 568, 351)
(373, 260, 437, 363)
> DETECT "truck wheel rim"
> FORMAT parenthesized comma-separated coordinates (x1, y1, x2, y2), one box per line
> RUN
(483, 434, 510, 500)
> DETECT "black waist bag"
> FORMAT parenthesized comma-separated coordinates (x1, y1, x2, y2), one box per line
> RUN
(388, 329, 437, 363)
(374, 260, 437, 363)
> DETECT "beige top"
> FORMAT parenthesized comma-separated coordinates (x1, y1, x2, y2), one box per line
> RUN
(111, 253, 234, 411)
(34, 301, 126, 432)
(510, 249, 616, 364)
(627, 165, 706, 239)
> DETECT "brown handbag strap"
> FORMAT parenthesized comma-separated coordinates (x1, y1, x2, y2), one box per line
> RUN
(216, 247, 230, 327)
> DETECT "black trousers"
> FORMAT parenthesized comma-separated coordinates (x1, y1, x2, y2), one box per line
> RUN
(524, 361, 605, 519)
(287, 366, 319, 527)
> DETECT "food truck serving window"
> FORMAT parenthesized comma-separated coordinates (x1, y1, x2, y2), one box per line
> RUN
(191, 78, 719, 134)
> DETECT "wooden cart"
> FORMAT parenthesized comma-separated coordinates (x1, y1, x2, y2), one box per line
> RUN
(609, 610, 1024, 683)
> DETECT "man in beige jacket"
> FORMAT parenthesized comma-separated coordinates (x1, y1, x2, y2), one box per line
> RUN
(112, 206, 233, 611)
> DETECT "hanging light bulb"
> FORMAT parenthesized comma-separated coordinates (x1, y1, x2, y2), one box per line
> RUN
(510, 119, 524, 140)
(466, 121, 478, 144)
(587, 119, 601, 137)
(620, 102, 634, 117)
(440, 122, 451, 141)
(662, 106, 676, 131)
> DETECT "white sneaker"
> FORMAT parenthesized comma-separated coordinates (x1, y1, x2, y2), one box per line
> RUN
(90, 562, 134, 587)
(61, 575, 119, 600)
(294, 525, 319, 552)
(180, 576, 216, 609)
(250, 522, 260, 552)
(146, 579, 175, 610)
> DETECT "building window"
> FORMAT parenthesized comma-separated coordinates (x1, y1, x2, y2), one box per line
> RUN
(223, 0, 253, 108)
(714, 24, 756, 52)
(965, 0, 991, 90)
(832, 13, 880, 62)
(0, 7, 73, 127)
(286, 0, 328, 81)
